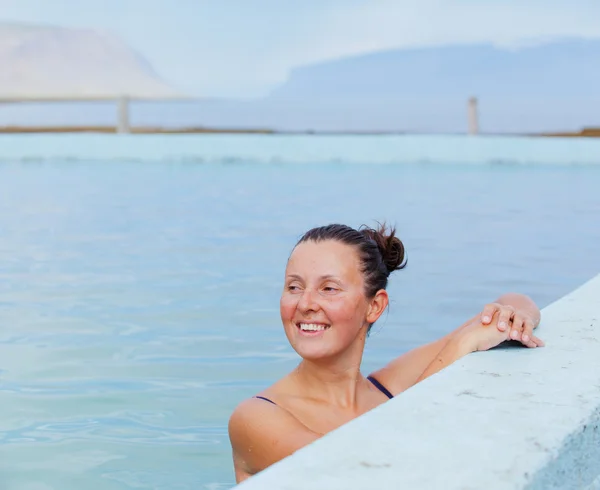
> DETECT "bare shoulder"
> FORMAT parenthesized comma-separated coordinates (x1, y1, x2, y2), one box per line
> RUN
(228, 397, 320, 483)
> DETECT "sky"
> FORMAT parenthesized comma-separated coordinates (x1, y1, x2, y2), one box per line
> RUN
(1, 0, 600, 98)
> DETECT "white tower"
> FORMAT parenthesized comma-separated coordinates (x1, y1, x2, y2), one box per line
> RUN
(467, 97, 479, 135)
(117, 96, 130, 134)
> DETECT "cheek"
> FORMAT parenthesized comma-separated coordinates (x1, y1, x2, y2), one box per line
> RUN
(327, 296, 368, 325)
(280, 294, 296, 320)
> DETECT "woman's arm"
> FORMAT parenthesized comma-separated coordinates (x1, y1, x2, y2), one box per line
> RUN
(369, 312, 484, 394)
(415, 310, 516, 383)
(370, 293, 543, 395)
(413, 333, 474, 383)
(368, 329, 460, 394)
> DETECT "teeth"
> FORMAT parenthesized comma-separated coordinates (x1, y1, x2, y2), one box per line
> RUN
(299, 323, 328, 331)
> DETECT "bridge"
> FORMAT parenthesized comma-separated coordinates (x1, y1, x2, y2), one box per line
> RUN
(0, 94, 193, 134)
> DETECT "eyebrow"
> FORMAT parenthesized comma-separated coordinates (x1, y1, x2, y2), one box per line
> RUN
(286, 274, 341, 282)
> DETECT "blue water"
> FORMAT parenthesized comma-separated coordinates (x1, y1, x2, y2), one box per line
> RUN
(0, 134, 599, 489)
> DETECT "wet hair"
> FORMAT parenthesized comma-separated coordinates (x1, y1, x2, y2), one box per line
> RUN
(295, 223, 407, 299)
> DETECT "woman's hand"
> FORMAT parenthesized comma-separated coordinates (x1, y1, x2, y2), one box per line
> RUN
(479, 302, 544, 349)
(455, 314, 512, 353)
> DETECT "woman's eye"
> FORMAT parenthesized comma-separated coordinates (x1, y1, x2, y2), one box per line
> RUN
(287, 285, 300, 291)
(323, 286, 338, 292)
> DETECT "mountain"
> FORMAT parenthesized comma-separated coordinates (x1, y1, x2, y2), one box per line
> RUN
(0, 23, 181, 99)
(258, 38, 600, 132)
(1, 33, 598, 133)
(270, 39, 600, 100)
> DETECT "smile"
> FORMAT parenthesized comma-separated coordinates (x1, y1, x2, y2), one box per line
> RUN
(296, 322, 331, 334)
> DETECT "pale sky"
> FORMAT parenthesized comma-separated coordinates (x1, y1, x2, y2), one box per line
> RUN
(1, 0, 599, 98)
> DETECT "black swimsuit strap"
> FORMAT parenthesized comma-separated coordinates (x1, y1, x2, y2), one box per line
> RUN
(253, 395, 277, 405)
(254, 378, 393, 406)
(367, 375, 394, 399)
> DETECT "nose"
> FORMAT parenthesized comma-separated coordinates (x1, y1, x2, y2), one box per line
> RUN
(297, 287, 320, 313)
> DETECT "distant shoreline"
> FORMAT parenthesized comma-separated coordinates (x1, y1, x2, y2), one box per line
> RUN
(0, 126, 274, 135)
(0, 125, 599, 138)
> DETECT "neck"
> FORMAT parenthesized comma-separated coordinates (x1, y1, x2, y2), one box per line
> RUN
(294, 332, 367, 408)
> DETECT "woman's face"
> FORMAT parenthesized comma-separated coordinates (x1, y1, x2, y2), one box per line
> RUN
(280, 240, 374, 361)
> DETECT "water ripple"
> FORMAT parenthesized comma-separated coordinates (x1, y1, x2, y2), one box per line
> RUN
(1, 149, 599, 488)
(4, 417, 225, 446)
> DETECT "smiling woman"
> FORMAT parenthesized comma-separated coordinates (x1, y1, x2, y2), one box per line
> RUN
(227, 223, 544, 484)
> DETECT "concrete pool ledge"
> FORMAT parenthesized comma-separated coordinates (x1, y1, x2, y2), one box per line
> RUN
(237, 273, 600, 489)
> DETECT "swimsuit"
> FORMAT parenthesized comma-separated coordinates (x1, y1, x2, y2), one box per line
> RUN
(365, 375, 394, 399)
(253, 375, 393, 405)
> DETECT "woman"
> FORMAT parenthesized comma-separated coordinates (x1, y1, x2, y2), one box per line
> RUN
(228, 223, 543, 483)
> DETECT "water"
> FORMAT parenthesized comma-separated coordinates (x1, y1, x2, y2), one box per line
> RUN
(0, 134, 599, 489)
(1, 133, 600, 165)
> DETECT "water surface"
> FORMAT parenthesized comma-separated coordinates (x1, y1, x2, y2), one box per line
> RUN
(0, 135, 599, 489)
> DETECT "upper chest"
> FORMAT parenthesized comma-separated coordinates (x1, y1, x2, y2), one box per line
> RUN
(280, 393, 387, 435)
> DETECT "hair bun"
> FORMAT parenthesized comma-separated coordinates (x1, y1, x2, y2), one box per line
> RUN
(360, 223, 407, 275)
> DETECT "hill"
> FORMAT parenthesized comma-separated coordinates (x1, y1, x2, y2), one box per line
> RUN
(0, 23, 180, 99)
(270, 39, 600, 100)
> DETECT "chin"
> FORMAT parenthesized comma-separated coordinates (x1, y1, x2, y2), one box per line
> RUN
(290, 341, 341, 362)
(284, 323, 359, 361)
(295, 349, 336, 362)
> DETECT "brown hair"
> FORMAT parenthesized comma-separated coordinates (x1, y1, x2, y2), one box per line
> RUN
(296, 222, 407, 300)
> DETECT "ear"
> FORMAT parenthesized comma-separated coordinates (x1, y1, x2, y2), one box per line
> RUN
(366, 289, 389, 325)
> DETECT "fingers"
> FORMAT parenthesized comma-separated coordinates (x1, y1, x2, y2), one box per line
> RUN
(497, 306, 514, 333)
(480, 304, 545, 348)
(519, 318, 544, 348)
(509, 315, 523, 342)
(481, 303, 499, 325)
(521, 319, 535, 347)
(530, 335, 545, 347)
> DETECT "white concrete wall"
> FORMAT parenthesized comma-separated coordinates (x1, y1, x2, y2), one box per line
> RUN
(237, 273, 600, 490)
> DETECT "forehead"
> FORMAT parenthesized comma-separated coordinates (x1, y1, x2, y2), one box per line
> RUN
(286, 240, 362, 279)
